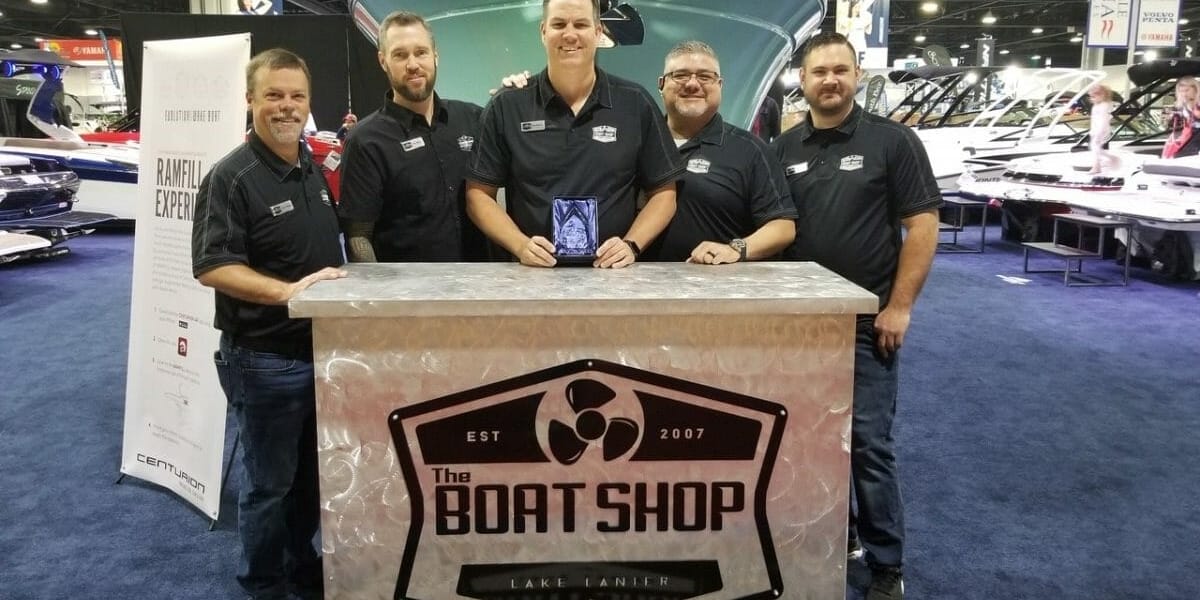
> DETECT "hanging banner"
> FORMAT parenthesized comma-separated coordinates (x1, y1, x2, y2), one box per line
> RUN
(837, 0, 890, 69)
(38, 39, 124, 63)
(1086, 0, 1134, 48)
(121, 34, 250, 519)
(1134, 0, 1181, 47)
(977, 38, 994, 67)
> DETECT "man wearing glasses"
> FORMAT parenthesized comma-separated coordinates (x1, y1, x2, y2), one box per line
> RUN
(466, 0, 683, 268)
(642, 41, 796, 264)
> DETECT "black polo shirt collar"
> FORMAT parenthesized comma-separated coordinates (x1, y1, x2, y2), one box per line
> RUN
(533, 67, 614, 113)
(678, 112, 728, 152)
(247, 130, 312, 181)
(381, 91, 451, 131)
(796, 101, 864, 141)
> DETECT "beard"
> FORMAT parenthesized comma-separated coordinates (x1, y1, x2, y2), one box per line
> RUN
(671, 97, 710, 119)
(392, 68, 437, 103)
(805, 86, 853, 119)
(266, 114, 303, 145)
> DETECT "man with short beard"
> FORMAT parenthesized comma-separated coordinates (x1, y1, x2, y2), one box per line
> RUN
(771, 31, 941, 600)
(642, 40, 796, 264)
(192, 48, 345, 600)
(337, 10, 492, 262)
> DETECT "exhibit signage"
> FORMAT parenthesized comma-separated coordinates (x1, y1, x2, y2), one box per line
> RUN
(120, 34, 250, 519)
(1134, 0, 1181, 47)
(1086, 0, 1134, 48)
(389, 359, 786, 599)
(836, 0, 890, 69)
(38, 39, 123, 63)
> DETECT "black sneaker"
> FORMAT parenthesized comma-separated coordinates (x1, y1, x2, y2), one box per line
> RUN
(848, 536, 865, 560)
(867, 565, 904, 600)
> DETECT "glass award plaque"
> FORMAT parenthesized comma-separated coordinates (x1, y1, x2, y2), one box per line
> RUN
(552, 196, 598, 265)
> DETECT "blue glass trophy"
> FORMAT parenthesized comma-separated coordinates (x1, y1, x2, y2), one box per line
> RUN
(552, 196, 598, 265)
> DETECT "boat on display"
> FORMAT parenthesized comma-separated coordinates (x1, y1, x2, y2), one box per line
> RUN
(0, 150, 113, 263)
(885, 65, 1107, 195)
(958, 59, 1200, 203)
(0, 49, 139, 223)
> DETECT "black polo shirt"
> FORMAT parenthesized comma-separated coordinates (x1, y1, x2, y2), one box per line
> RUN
(192, 131, 343, 344)
(338, 92, 491, 261)
(644, 113, 796, 262)
(771, 103, 942, 308)
(467, 67, 683, 242)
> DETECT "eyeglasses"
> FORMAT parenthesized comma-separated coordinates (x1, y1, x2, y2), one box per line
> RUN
(663, 70, 721, 86)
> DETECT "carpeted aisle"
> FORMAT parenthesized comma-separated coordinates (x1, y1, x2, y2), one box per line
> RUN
(2, 226, 1197, 599)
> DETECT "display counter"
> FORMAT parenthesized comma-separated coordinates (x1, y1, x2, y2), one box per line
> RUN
(290, 262, 877, 600)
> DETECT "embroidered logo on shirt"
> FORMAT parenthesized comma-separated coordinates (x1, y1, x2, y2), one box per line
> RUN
(521, 120, 547, 132)
(785, 162, 808, 176)
(457, 135, 474, 151)
(319, 190, 331, 206)
(269, 200, 295, 217)
(840, 155, 864, 171)
(592, 125, 617, 143)
(686, 157, 711, 174)
(401, 137, 426, 152)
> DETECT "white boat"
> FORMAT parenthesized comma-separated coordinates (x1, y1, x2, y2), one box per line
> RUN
(887, 66, 1105, 194)
(0, 49, 139, 223)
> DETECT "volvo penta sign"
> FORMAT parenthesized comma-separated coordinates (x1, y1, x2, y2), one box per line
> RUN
(388, 359, 787, 599)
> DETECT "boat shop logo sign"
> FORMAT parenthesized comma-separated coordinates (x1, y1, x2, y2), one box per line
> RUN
(388, 359, 787, 600)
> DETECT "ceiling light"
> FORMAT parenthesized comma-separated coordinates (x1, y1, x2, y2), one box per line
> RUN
(85, 28, 98, 35)
(921, 2, 939, 13)
(981, 11, 997, 25)
(999, 49, 1010, 55)
(960, 43, 971, 49)
(1031, 55, 1041, 60)
(1134, 50, 1145, 56)
(907, 53, 917, 59)
(10, 43, 21, 49)
(30, 0, 49, 4)
(34, 37, 45, 43)
(1180, 18, 1189, 25)
(1070, 36, 1083, 43)
(915, 34, 927, 43)
(1032, 27, 1044, 34)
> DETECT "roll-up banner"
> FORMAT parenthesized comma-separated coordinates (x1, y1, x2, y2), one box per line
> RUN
(120, 34, 250, 519)
(1134, 0, 1181, 47)
(1086, 0, 1134, 48)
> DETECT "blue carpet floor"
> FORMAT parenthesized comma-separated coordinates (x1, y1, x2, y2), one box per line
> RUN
(1, 227, 1197, 599)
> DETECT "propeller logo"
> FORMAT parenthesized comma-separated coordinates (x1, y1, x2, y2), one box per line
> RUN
(548, 378, 640, 464)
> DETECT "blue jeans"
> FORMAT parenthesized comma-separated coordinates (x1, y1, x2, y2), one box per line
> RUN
(848, 318, 905, 568)
(215, 333, 321, 599)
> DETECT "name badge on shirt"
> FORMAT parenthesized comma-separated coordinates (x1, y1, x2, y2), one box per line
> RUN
(785, 162, 808, 176)
(322, 151, 341, 171)
(686, 157, 711, 174)
(401, 137, 426, 152)
(521, 120, 547, 132)
(840, 155, 864, 171)
(269, 200, 295, 217)
(457, 135, 474, 151)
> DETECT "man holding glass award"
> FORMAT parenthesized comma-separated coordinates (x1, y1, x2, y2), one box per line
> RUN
(465, 0, 683, 268)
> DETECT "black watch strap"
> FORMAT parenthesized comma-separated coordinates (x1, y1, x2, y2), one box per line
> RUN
(624, 239, 641, 257)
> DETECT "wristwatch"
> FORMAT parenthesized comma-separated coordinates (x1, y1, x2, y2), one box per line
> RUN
(729, 238, 748, 262)
(624, 239, 641, 258)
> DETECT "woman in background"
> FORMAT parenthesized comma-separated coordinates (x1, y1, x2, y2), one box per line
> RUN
(1162, 75, 1200, 159)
